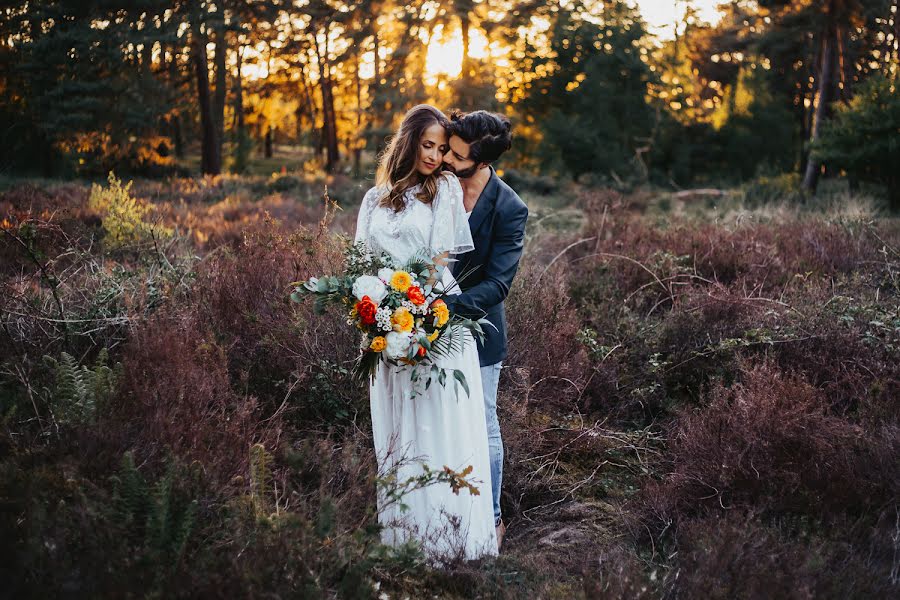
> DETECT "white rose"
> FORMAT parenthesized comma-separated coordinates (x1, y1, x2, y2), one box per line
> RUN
(384, 331, 413, 360)
(352, 275, 387, 303)
(377, 267, 395, 284)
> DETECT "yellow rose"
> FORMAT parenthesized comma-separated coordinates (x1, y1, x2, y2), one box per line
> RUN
(391, 307, 414, 333)
(390, 270, 413, 293)
(432, 304, 450, 327)
(370, 336, 386, 352)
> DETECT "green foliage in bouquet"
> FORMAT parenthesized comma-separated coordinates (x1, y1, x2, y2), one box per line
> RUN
(290, 242, 491, 399)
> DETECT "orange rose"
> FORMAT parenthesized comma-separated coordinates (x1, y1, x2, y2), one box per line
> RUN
(407, 286, 426, 305)
(355, 296, 378, 326)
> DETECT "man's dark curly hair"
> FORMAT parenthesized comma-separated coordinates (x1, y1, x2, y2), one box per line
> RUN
(447, 109, 512, 164)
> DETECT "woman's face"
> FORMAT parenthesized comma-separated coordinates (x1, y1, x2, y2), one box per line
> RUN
(416, 122, 448, 176)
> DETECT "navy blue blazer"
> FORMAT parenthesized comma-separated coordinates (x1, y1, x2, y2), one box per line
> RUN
(449, 168, 528, 367)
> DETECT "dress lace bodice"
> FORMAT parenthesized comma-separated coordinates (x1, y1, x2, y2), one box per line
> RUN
(354, 172, 473, 266)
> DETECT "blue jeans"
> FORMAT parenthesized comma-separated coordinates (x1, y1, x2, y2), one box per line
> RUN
(481, 361, 503, 526)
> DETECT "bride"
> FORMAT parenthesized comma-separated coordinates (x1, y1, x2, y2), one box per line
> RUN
(354, 104, 498, 560)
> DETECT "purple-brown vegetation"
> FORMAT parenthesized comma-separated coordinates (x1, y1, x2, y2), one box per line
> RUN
(1, 177, 898, 598)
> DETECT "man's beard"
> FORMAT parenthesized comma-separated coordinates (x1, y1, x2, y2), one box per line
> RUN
(444, 163, 480, 179)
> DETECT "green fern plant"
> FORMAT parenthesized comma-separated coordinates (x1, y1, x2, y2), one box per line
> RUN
(43, 348, 119, 425)
(111, 451, 150, 536)
(146, 464, 197, 572)
(249, 443, 274, 519)
(110, 453, 198, 586)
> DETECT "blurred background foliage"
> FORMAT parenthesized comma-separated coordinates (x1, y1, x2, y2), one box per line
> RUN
(0, 1, 898, 206)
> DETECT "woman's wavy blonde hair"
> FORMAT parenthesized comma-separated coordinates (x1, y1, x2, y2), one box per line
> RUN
(376, 104, 449, 212)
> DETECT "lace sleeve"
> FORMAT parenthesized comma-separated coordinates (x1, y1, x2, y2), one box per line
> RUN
(429, 173, 474, 256)
(354, 187, 380, 245)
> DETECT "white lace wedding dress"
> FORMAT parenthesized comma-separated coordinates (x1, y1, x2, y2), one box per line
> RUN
(354, 172, 498, 561)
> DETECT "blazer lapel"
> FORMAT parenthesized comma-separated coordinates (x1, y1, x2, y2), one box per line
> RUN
(453, 167, 498, 278)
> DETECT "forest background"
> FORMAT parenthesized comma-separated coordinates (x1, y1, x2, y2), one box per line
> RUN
(1, 0, 898, 202)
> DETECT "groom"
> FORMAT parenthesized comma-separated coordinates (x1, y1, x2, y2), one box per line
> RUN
(442, 109, 528, 549)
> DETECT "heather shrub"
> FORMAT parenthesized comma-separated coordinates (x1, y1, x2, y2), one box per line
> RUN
(0, 222, 195, 373)
(580, 545, 657, 599)
(654, 285, 771, 404)
(766, 292, 899, 422)
(3, 175, 898, 597)
(668, 512, 896, 600)
(190, 223, 366, 425)
(502, 168, 561, 196)
(640, 361, 894, 527)
(505, 259, 590, 411)
(112, 314, 275, 484)
(267, 173, 303, 192)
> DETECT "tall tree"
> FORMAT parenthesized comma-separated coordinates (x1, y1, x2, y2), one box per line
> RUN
(190, 2, 222, 175)
(212, 5, 229, 157)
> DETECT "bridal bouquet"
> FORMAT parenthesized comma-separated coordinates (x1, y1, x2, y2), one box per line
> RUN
(290, 242, 486, 397)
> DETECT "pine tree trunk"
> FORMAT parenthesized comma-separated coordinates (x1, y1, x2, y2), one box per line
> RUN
(316, 32, 340, 173)
(234, 46, 245, 133)
(231, 44, 250, 173)
(321, 77, 339, 171)
(214, 26, 227, 155)
(191, 11, 221, 175)
(798, 83, 808, 174)
(298, 69, 317, 146)
(265, 126, 273, 158)
(373, 30, 380, 84)
(802, 28, 836, 194)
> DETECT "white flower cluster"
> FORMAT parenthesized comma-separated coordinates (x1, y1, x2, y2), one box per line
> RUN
(352, 275, 387, 303)
(375, 306, 393, 332)
(384, 331, 413, 360)
(377, 267, 395, 283)
(402, 298, 430, 316)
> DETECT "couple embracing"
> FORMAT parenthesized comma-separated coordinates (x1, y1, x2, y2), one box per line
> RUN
(353, 105, 528, 560)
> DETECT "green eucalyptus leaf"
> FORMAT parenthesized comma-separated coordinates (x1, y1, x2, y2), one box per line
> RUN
(453, 369, 470, 398)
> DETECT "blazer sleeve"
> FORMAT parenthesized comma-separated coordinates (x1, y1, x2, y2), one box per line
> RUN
(447, 197, 528, 319)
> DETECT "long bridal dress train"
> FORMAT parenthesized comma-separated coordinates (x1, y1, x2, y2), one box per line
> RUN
(355, 173, 498, 561)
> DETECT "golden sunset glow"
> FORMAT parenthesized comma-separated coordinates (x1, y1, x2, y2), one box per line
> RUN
(637, 0, 724, 38)
(424, 25, 490, 82)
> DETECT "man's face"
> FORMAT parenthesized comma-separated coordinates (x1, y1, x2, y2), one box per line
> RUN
(443, 135, 483, 179)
